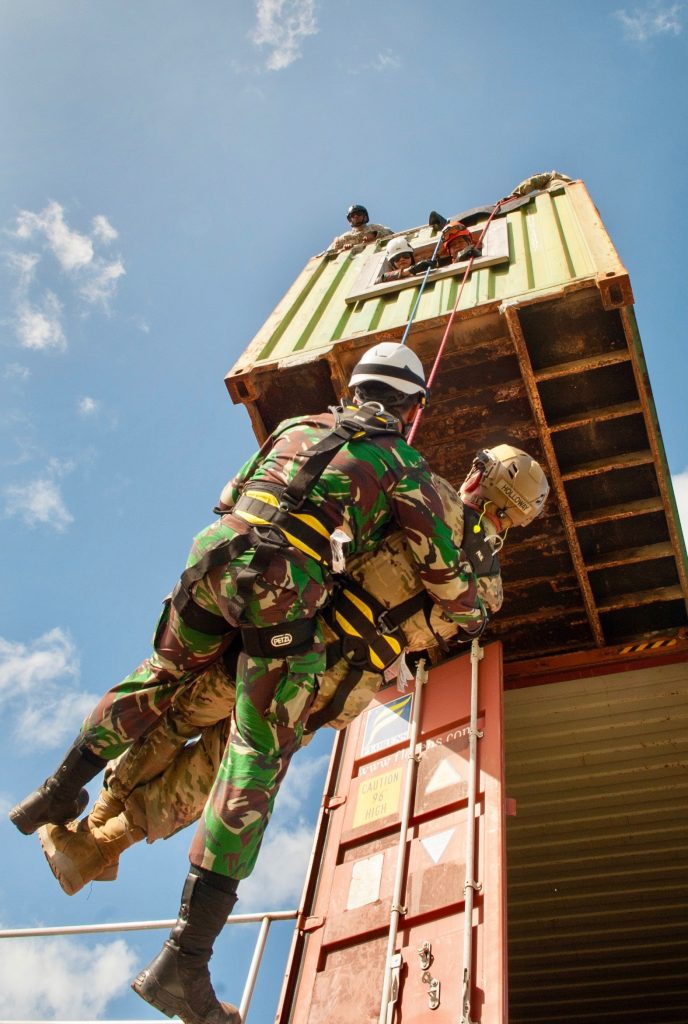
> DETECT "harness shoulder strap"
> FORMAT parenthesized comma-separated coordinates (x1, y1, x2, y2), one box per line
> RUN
(278, 404, 402, 511)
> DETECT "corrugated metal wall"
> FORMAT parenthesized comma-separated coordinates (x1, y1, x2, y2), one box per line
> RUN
(229, 182, 621, 377)
(504, 662, 688, 1023)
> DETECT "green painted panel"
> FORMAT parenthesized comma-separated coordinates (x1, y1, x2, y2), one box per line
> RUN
(245, 186, 608, 369)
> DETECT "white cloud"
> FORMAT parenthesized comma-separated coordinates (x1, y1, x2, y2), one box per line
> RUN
(6, 201, 126, 338)
(92, 213, 119, 244)
(238, 749, 330, 909)
(0, 628, 98, 750)
(15, 293, 65, 351)
(3, 362, 31, 381)
(614, 2, 685, 41)
(672, 469, 688, 537)
(0, 936, 136, 1019)
(239, 822, 316, 909)
(15, 200, 94, 271)
(79, 256, 126, 305)
(372, 49, 402, 71)
(78, 396, 100, 416)
(251, 0, 318, 70)
(4, 473, 74, 531)
(5, 250, 40, 291)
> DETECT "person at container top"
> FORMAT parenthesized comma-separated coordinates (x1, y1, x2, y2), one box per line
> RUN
(328, 203, 393, 253)
(380, 235, 438, 282)
(428, 210, 483, 262)
(10, 340, 489, 1024)
(38, 446, 549, 898)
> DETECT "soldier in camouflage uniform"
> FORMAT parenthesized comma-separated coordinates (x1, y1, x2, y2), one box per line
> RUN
(10, 341, 487, 1024)
(39, 451, 550, 898)
(327, 202, 393, 254)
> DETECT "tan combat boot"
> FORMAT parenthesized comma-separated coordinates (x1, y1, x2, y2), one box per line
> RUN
(38, 809, 145, 895)
(77, 789, 126, 881)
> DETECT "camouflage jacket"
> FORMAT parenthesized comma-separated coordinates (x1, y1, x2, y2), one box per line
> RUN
(221, 411, 480, 619)
(511, 170, 573, 197)
(328, 222, 393, 253)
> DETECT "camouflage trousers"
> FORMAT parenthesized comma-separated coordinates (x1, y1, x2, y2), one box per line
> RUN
(79, 514, 328, 878)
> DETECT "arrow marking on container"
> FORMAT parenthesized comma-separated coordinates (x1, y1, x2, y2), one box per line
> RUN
(425, 758, 463, 794)
(421, 828, 455, 864)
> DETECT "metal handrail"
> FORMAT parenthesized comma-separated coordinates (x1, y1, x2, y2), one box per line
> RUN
(0, 909, 298, 1024)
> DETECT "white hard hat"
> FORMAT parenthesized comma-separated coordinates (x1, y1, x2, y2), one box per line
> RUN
(461, 445, 549, 527)
(385, 236, 414, 264)
(349, 342, 427, 397)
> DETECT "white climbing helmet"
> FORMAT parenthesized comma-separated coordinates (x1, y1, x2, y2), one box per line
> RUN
(385, 236, 414, 266)
(349, 342, 427, 398)
(461, 444, 550, 527)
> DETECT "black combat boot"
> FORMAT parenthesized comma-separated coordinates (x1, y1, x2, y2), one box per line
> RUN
(9, 743, 107, 836)
(132, 867, 241, 1024)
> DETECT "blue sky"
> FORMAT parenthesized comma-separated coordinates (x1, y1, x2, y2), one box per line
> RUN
(1, 1, 686, 1019)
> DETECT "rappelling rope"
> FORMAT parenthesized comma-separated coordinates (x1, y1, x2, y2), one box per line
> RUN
(399, 231, 446, 348)
(405, 199, 508, 446)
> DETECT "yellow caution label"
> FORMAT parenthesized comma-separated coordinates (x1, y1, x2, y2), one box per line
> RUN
(353, 768, 402, 828)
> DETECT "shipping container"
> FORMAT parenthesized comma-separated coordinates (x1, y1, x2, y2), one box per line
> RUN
(223, 177, 688, 1022)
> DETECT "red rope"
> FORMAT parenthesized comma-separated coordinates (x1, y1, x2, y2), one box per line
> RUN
(407, 199, 508, 446)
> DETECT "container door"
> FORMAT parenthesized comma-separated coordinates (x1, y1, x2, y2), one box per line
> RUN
(277, 641, 508, 1024)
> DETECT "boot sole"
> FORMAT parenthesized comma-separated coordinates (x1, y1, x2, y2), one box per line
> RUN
(38, 826, 88, 896)
(132, 969, 241, 1024)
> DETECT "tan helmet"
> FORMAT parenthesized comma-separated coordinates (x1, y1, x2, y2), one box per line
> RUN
(461, 444, 549, 527)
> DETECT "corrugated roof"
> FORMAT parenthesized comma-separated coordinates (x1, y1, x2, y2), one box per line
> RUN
(505, 662, 688, 1022)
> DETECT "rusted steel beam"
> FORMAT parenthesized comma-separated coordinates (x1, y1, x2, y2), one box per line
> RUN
(596, 585, 684, 613)
(502, 304, 605, 646)
(620, 306, 688, 616)
(548, 400, 642, 432)
(573, 496, 665, 527)
(533, 349, 631, 382)
(561, 449, 653, 480)
(586, 541, 675, 571)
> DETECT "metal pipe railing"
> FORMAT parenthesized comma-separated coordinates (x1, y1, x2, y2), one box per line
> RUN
(461, 639, 484, 1024)
(0, 908, 298, 1024)
(378, 658, 428, 1024)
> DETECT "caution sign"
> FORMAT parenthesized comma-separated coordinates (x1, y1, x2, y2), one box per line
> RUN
(360, 692, 413, 758)
(352, 767, 403, 828)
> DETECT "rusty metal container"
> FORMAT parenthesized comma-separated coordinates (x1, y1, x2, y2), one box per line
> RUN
(276, 644, 507, 1024)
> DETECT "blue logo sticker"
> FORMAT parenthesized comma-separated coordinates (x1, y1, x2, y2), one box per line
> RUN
(361, 692, 413, 757)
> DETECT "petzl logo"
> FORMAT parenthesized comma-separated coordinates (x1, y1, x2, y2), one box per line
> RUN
(271, 632, 293, 648)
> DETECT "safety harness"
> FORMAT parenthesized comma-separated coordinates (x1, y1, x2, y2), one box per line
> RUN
(172, 404, 405, 656)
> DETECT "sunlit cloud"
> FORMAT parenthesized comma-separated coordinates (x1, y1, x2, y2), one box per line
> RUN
(239, 748, 330, 909)
(92, 213, 119, 244)
(78, 256, 126, 305)
(614, 2, 685, 41)
(239, 822, 316, 909)
(15, 293, 65, 351)
(4, 470, 74, 531)
(5, 201, 126, 349)
(0, 935, 136, 1019)
(0, 627, 99, 750)
(251, 0, 318, 70)
(15, 200, 94, 272)
(78, 396, 100, 416)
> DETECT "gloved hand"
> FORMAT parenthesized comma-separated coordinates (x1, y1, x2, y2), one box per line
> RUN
(412, 258, 438, 274)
